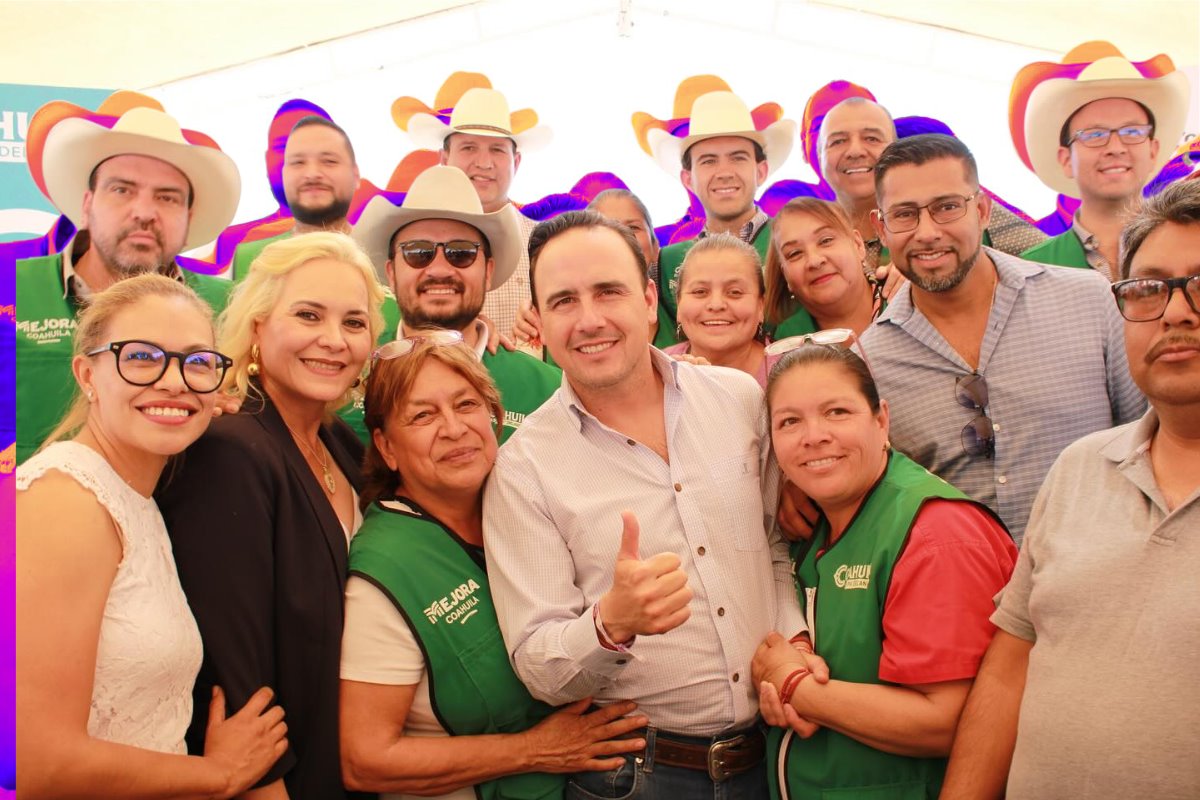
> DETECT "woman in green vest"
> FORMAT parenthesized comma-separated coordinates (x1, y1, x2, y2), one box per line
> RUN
(750, 340, 1017, 799)
(764, 198, 883, 338)
(339, 336, 648, 800)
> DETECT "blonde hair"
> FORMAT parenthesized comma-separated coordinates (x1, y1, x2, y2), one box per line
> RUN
(764, 198, 859, 325)
(40, 273, 215, 449)
(360, 338, 503, 511)
(218, 232, 386, 415)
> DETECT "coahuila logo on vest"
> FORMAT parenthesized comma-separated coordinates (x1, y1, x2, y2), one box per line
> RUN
(424, 579, 482, 626)
(833, 563, 871, 590)
(17, 316, 77, 344)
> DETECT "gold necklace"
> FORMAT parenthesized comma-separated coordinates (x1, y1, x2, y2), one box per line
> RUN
(283, 421, 336, 494)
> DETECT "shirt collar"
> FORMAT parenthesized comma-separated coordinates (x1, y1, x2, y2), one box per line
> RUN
(61, 232, 186, 301)
(877, 246, 1042, 326)
(1099, 408, 1159, 466)
(558, 346, 680, 430)
(392, 318, 490, 362)
(1070, 211, 1116, 280)
(701, 209, 768, 244)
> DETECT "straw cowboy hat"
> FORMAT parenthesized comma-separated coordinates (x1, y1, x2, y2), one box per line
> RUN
(352, 165, 522, 287)
(392, 71, 552, 152)
(42, 105, 240, 250)
(1010, 41, 1190, 197)
(635, 76, 796, 177)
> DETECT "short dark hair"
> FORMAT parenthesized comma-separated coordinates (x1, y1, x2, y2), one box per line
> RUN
(443, 132, 518, 155)
(682, 137, 768, 171)
(1119, 179, 1200, 279)
(387, 220, 492, 262)
(1059, 99, 1157, 147)
(87, 156, 195, 208)
(527, 210, 648, 308)
(873, 134, 979, 201)
(588, 188, 655, 232)
(290, 115, 357, 165)
(766, 343, 880, 414)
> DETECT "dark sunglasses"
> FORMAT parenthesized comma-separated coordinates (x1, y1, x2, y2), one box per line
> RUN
(955, 373, 995, 458)
(394, 239, 482, 269)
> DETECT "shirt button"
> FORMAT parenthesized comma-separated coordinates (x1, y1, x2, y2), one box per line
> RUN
(697, 546, 706, 556)
(717, 607, 725, 616)
(732, 672, 740, 683)
(616, 659, 628, 665)
(627, 439, 636, 446)
(998, 475, 1007, 484)
(992, 423, 1001, 432)
(674, 483, 682, 492)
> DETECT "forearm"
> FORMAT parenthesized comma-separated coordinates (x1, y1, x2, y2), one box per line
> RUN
(939, 632, 1031, 799)
(344, 730, 537, 795)
(19, 734, 228, 800)
(789, 678, 969, 758)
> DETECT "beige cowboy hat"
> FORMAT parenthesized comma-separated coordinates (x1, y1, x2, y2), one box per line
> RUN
(1015, 42, 1190, 197)
(645, 89, 796, 178)
(395, 75, 552, 153)
(352, 165, 522, 287)
(42, 106, 241, 250)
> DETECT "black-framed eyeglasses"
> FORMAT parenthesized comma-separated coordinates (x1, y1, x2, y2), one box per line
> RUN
(1111, 276, 1200, 322)
(1068, 125, 1153, 149)
(86, 340, 232, 394)
(955, 373, 995, 459)
(879, 193, 977, 233)
(372, 329, 465, 361)
(394, 239, 482, 269)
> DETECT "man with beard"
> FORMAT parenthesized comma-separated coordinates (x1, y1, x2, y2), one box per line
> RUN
(14, 106, 239, 464)
(352, 165, 559, 443)
(858, 134, 1145, 542)
(941, 179, 1200, 800)
(229, 114, 360, 279)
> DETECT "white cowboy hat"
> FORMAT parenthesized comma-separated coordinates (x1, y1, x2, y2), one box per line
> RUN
(1016, 42, 1190, 197)
(398, 86, 552, 153)
(41, 106, 241, 250)
(645, 90, 796, 178)
(352, 165, 522, 288)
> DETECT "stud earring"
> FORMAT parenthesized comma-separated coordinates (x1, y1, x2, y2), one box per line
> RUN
(247, 344, 260, 377)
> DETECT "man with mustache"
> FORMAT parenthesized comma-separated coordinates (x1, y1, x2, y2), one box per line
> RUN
(941, 178, 1200, 800)
(858, 134, 1145, 543)
(352, 165, 559, 443)
(1015, 43, 1189, 277)
(229, 113, 361, 279)
(14, 106, 239, 464)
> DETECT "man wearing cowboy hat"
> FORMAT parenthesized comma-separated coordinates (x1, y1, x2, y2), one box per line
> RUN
(1015, 42, 1190, 277)
(639, 82, 796, 323)
(351, 165, 559, 444)
(14, 105, 240, 465)
(394, 74, 552, 345)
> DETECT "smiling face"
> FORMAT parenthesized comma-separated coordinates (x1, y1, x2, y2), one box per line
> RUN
(372, 358, 498, 499)
(387, 218, 493, 332)
(533, 225, 657, 396)
(874, 156, 990, 294)
(1123, 221, 1200, 408)
(282, 122, 359, 227)
(769, 360, 889, 524)
(82, 154, 192, 279)
(1058, 97, 1159, 206)
(76, 293, 218, 458)
(774, 209, 870, 314)
(253, 257, 373, 409)
(819, 100, 895, 208)
(676, 248, 764, 359)
(682, 136, 768, 227)
(441, 133, 520, 212)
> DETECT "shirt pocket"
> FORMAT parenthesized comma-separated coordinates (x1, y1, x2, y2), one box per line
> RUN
(706, 452, 766, 551)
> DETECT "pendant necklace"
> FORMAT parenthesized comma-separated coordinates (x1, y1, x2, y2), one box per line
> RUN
(284, 421, 336, 494)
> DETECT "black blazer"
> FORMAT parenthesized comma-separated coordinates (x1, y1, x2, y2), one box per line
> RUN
(157, 391, 365, 800)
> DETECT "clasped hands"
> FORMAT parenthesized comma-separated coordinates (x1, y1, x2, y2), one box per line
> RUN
(752, 632, 830, 739)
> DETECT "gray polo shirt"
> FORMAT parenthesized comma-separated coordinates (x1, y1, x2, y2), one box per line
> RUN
(993, 411, 1200, 798)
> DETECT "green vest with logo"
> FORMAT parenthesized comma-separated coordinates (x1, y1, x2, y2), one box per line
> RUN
(348, 502, 565, 800)
(1020, 229, 1090, 270)
(14, 253, 232, 465)
(658, 222, 774, 322)
(769, 452, 992, 800)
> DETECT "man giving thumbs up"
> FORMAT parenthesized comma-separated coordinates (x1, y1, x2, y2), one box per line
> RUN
(484, 211, 817, 798)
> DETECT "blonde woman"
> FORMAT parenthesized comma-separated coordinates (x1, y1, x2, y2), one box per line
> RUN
(158, 232, 385, 800)
(18, 274, 287, 798)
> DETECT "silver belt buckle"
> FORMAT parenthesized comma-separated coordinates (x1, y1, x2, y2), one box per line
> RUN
(707, 734, 746, 782)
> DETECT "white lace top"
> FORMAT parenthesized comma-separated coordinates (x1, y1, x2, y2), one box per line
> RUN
(17, 441, 203, 754)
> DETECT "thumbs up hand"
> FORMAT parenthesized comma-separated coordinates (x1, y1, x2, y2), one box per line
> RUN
(598, 511, 693, 645)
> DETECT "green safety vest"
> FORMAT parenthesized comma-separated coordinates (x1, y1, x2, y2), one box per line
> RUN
(769, 452, 1003, 800)
(657, 222, 774, 322)
(14, 252, 233, 465)
(1020, 230, 1090, 270)
(230, 230, 291, 281)
(349, 501, 565, 800)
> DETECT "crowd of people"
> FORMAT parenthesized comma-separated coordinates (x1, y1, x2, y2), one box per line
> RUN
(12, 38, 1200, 800)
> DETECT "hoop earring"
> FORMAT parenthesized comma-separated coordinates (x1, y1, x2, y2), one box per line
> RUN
(247, 344, 260, 377)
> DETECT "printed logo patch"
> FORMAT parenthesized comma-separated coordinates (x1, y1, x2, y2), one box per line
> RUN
(833, 564, 871, 590)
(424, 578, 482, 625)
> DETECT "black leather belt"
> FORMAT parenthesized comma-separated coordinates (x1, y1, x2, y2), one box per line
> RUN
(623, 726, 765, 782)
